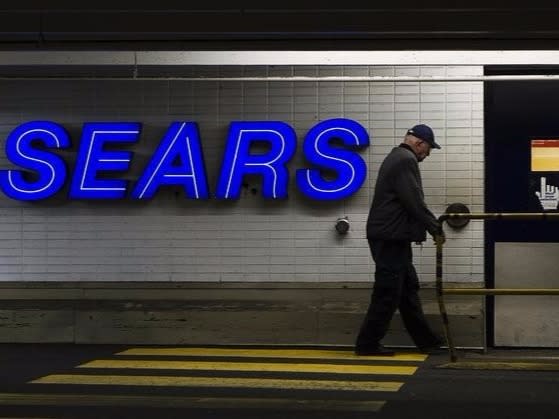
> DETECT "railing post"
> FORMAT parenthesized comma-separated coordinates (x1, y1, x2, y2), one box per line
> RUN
(435, 211, 559, 362)
(435, 228, 458, 362)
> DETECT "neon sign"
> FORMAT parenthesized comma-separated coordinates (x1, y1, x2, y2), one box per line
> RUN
(0, 118, 369, 201)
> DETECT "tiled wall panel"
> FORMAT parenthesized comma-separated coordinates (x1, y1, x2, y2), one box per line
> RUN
(0, 65, 484, 283)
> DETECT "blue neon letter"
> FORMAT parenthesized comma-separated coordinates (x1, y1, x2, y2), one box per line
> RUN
(0, 121, 71, 200)
(215, 121, 297, 199)
(296, 118, 369, 200)
(131, 122, 209, 199)
(69, 122, 140, 199)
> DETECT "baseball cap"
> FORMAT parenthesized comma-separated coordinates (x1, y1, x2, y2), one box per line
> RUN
(406, 124, 441, 149)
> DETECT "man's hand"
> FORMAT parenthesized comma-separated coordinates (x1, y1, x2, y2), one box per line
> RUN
(432, 223, 446, 246)
(434, 233, 446, 246)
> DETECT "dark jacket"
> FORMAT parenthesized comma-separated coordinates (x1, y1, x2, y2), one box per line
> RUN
(366, 144, 441, 242)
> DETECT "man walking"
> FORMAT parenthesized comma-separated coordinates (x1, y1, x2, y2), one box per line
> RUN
(355, 124, 445, 356)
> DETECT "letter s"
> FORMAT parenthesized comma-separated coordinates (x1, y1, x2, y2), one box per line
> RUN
(0, 121, 71, 200)
(296, 118, 369, 200)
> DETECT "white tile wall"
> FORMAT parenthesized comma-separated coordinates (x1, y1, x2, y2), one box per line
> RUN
(0, 65, 484, 283)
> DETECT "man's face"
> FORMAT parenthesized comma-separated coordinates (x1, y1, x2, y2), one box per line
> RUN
(415, 139, 432, 162)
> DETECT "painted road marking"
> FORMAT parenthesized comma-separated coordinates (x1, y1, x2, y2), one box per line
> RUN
(117, 347, 427, 362)
(76, 359, 418, 375)
(32, 374, 403, 392)
(27, 346, 427, 413)
(0, 393, 385, 411)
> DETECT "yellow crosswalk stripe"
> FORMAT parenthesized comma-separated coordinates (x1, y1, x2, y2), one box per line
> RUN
(26, 347, 428, 414)
(31, 374, 403, 392)
(117, 347, 427, 362)
(77, 359, 418, 375)
(0, 392, 385, 412)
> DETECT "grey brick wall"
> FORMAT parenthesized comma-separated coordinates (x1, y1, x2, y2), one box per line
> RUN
(0, 65, 484, 284)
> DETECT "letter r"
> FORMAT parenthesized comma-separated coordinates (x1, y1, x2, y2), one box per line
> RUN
(215, 121, 297, 199)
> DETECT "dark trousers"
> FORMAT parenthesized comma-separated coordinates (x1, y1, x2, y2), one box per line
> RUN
(355, 240, 440, 349)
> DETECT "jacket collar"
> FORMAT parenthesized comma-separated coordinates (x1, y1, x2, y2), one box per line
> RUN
(398, 143, 419, 161)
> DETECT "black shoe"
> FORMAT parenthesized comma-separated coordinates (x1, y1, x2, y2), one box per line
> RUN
(355, 344, 395, 356)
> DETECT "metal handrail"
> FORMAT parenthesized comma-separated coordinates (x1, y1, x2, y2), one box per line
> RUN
(436, 212, 559, 362)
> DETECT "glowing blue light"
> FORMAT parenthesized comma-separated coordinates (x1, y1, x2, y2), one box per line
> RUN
(69, 122, 140, 199)
(296, 118, 369, 200)
(0, 121, 71, 201)
(215, 121, 297, 199)
(0, 118, 371, 202)
(131, 122, 209, 199)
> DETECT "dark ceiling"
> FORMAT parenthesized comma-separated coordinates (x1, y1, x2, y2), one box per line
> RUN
(2, 2, 559, 50)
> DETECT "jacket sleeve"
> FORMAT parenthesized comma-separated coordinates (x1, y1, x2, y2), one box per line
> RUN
(392, 158, 442, 237)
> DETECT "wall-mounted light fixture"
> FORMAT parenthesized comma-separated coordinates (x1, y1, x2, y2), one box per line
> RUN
(444, 203, 471, 229)
(335, 216, 350, 234)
